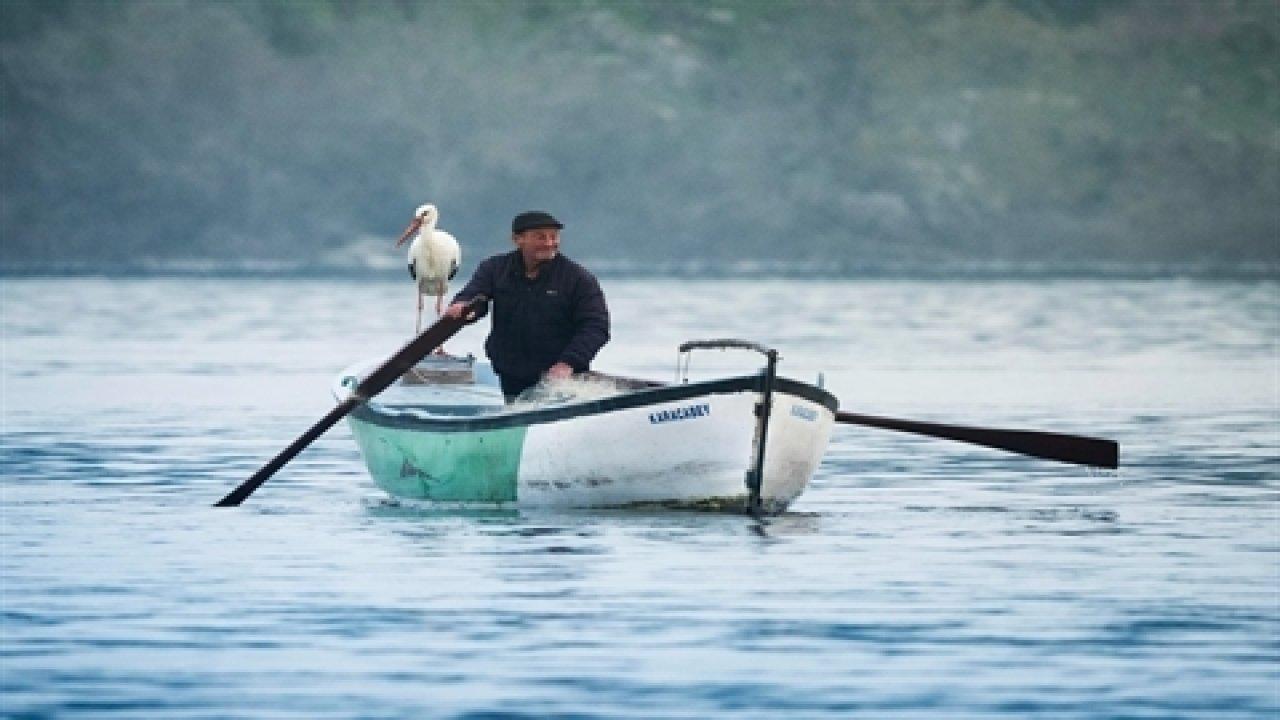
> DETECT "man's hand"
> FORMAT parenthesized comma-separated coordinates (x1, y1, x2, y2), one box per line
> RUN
(545, 362, 574, 381)
(443, 301, 467, 319)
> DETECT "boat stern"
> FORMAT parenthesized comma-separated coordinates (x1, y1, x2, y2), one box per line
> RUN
(759, 385, 836, 510)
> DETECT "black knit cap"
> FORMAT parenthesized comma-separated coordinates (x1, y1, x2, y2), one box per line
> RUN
(512, 210, 564, 234)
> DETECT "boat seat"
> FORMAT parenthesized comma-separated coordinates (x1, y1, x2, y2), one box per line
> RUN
(400, 353, 477, 386)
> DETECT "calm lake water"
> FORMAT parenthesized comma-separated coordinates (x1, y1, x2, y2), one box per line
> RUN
(2, 275, 1277, 718)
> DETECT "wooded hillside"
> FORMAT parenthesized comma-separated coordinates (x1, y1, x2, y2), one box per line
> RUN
(2, 0, 1276, 271)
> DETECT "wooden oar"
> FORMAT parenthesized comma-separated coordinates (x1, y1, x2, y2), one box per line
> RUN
(835, 410, 1118, 469)
(214, 296, 488, 507)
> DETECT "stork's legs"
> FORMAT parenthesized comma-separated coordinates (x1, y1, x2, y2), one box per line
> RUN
(430, 293, 446, 354)
(414, 291, 450, 354)
(414, 292, 450, 354)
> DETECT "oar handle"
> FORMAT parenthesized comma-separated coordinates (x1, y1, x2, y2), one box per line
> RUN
(353, 296, 488, 400)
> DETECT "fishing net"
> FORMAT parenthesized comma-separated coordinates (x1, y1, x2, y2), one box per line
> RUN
(509, 376, 625, 407)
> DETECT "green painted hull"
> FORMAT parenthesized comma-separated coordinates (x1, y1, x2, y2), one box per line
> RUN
(347, 418, 527, 502)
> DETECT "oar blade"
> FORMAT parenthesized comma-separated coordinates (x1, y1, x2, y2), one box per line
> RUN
(214, 399, 357, 507)
(1004, 429, 1118, 469)
(835, 411, 1119, 469)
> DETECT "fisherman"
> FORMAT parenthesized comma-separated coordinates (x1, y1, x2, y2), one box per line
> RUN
(444, 210, 610, 401)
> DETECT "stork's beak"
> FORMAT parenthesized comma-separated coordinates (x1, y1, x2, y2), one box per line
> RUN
(396, 218, 422, 247)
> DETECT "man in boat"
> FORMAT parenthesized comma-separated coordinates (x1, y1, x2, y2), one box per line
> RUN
(443, 210, 610, 401)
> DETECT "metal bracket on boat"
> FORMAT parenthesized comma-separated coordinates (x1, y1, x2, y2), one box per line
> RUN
(676, 339, 778, 515)
(676, 339, 777, 384)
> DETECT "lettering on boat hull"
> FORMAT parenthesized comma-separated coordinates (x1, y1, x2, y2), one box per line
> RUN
(648, 403, 711, 425)
(790, 404, 818, 422)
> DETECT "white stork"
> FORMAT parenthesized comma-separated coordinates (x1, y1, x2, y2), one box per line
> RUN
(396, 203, 461, 335)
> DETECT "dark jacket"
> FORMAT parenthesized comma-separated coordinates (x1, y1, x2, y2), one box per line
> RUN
(452, 251, 610, 394)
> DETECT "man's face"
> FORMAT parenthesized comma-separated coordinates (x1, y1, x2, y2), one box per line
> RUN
(514, 228, 560, 266)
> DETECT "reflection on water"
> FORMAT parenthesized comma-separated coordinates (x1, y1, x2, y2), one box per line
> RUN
(2, 276, 1277, 718)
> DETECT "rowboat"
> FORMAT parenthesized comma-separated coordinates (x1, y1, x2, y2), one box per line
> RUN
(333, 340, 837, 512)
(217, 300, 1115, 510)
(219, 308, 1119, 510)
